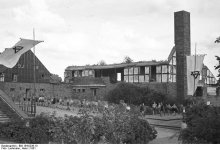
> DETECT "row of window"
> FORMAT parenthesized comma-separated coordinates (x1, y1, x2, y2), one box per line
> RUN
(73, 70, 94, 77)
(0, 73, 46, 82)
(72, 88, 98, 96)
(124, 65, 176, 75)
(10, 88, 45, 92)
(124, 74, 176, 83)
(123, 65, 177, 83)
(73, 88, 86, 93)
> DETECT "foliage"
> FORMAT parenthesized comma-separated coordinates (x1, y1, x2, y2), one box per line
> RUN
(105, 82, 168, 106)
(215, 36, 220, 43)
(97, 60, 107, 66)
(93, 105, 157, 144)
(0, 115, 50, 144)
(123, 56, 133, 63)
(0, 104, 157, 144)
(179, 103, 220, 144)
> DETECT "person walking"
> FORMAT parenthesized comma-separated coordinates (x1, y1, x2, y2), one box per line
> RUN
(172, 104, 178, 115)
(152, 102, 157, 115)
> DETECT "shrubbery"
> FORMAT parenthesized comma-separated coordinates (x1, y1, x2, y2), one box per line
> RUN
(105, 82, 168, 106)
(179, 103, 220, 144)
(0, 115, 50, 143)
(0, 104, 157, 144)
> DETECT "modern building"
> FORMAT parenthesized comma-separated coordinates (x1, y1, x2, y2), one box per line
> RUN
(64, 10, 217, 102)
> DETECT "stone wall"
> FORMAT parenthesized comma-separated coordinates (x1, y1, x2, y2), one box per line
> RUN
(0, 82, 72, 101)
(69, 77, 177, 101)
(71, 86, 106, 101)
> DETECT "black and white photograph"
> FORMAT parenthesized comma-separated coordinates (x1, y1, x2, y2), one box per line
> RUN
(0, 0, 220, 147)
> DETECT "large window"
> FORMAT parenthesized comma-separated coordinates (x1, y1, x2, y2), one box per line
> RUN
(156, 65, 168, 82)
(168, 51, 176, 82)
(124, 66, 150, 83)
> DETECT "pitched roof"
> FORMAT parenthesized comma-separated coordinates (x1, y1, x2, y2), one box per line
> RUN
(167, 46, 175, 62)
(0, 65, 7, 73)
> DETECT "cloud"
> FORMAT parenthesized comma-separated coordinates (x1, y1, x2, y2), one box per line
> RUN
(12, 0, 67, 33)
(0, 0, 220, 79)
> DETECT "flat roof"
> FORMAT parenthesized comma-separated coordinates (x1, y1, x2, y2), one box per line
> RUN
(66, 60, 169, 71)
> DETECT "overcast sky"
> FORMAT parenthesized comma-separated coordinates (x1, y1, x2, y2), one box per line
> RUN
(0, 0, 220, 80)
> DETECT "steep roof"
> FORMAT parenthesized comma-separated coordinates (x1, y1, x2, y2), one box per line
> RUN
(167, 46, 175, 62)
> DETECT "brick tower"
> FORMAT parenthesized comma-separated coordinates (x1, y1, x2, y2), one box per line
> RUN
(174, 10, 191, 102)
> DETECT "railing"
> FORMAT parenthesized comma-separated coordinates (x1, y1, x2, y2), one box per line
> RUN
(17, 100, 36, 117)
(0, 89, 29, 119)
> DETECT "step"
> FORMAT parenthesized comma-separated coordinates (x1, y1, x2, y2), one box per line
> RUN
(0, 118, 10, 123)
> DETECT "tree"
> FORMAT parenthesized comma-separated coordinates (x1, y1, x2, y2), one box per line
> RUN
(215, 36, 220, 43)
(97, 60, 107, 66)
(123, 56, 133, 63)
(214, 37, 220, 85)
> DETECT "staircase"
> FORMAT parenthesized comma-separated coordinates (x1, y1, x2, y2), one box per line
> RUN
(0, 89, 29, 122)
(0, 110, 10, 123)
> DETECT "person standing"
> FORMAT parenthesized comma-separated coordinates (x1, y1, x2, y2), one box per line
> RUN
(152, 102, 157, 115)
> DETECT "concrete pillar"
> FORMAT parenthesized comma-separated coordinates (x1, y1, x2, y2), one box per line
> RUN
(174, 10, 191, 102)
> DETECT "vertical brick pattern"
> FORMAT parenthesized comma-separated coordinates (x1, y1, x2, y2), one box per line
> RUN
(174, 11, 191, 102)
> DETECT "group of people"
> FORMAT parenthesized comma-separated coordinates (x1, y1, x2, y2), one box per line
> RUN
(140, 102, 184, 116)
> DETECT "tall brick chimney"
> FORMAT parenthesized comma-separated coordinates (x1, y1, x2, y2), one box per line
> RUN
(174, 10, 191, 102)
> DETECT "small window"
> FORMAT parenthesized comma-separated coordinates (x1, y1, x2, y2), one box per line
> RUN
(0, 73, 5, 82)
(40, 89, 45, 92)
(10, 88, 15, 92)
(92, 89, 97, 96)
(78, 89, 81, 92)
(41, 74, 45, 78)
(82, 89, 85, 92)
(73, 89, 76, 92)
(12, 74, 18, 82)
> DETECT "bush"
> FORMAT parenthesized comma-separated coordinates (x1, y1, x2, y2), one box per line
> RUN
(93, 105, 157, 144)
(179, 103, 220, 144)
(0, 104, 157, 144)
(105, 82, 168, 106)
(0, 115, 50, 144)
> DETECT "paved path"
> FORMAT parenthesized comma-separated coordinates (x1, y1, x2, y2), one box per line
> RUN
(149, 127, 181, 144)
